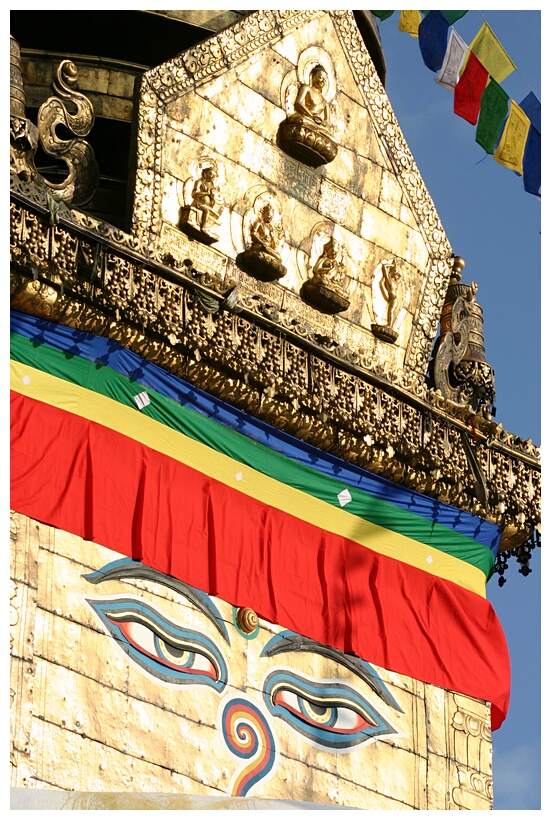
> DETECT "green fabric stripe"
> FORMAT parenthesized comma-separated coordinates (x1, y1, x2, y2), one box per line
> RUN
(10, 331, 495, 578)
(476, 78, 510, 154)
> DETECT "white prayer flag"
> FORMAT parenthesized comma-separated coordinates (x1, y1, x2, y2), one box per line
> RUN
(435, 29, 468, 92)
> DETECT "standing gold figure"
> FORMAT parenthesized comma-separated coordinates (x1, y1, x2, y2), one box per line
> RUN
(380, 260, 400, 328)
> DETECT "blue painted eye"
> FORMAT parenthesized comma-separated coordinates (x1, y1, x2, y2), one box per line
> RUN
(86, 597, 227, 692)
(263, 669, 396, 749)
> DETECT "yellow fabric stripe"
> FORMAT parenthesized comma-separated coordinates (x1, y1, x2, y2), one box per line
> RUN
(11, 360, 486, 597)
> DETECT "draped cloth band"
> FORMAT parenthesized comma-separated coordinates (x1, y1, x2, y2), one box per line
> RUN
(10, 312, 510, 729)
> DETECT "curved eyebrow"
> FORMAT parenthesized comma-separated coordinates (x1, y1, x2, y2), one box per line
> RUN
(82, 558, 230, 644)
(260, 631, 403, 713)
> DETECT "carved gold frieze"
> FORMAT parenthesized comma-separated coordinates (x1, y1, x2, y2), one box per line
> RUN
(262, 143, 321, 211)
(129, 10, 456, 386)
(161, 223, 228, 278)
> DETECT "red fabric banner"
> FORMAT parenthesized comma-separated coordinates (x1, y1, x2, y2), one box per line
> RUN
(10, 390, 510, 728)
(454, 50, 489, 124)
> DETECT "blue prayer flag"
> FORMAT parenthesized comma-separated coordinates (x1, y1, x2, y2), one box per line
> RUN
(519, 91, 541, 134)
(418, 11, 450, 72)
(523, 125, 541, 197)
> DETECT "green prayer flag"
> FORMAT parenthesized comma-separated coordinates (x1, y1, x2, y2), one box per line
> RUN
(476, 79, 510, 154)
(371, 11, 395, 21)
(441, 12, 468, 25)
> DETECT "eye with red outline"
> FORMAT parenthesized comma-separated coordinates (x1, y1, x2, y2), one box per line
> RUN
(263, 669, 396, 749)
(273, 689, 371, 734)
(86, 597, 227, 692)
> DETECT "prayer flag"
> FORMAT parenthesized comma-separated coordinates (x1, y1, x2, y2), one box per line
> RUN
(494, 100, 530, 174)
(418, 10, 450, 72)
(522, 125, 540, 196)
(476, 78, 510, 153)
(454, 51, 489, 125)
(371, 11, 395, 22)
(441, 11, 468, 25)
(519, 91, 541, 134)
(435, 28, 469, 91)
(469, 21, 515, 84)
(399, 10, 422, 37)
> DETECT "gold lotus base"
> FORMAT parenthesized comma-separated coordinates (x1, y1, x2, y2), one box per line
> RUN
(301, 280, 350, 314)
(277, 119, 338, 167)
(237, 248, 287, 282)
(371, 323, 398, 344)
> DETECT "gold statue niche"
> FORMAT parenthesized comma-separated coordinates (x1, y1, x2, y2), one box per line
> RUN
(237, 197, 287, 282)
(178, 161, 223, 245)
(301, 235, 350, 314)
(278, 60, 338, 167)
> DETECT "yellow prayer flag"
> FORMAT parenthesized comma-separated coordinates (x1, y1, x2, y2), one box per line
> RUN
(469, 22, 516, 83)
(494, 101, 530, 174)
(399, 10, 422, 38)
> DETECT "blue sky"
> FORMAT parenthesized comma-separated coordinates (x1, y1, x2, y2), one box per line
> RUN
(376, 9, 541, 811)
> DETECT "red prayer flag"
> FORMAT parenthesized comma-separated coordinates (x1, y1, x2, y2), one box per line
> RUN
(454, 50, 489, 125)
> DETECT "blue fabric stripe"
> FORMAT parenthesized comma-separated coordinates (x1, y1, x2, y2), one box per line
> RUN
(10, 310, 500, 553)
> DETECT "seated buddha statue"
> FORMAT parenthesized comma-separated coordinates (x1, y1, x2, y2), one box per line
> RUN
(248, 204, 283, 261)
(238, 202, 287, 282)
(301, 237, 350, 315)
(278, 64, 338, 167)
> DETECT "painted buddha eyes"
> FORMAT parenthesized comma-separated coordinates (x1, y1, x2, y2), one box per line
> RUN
(86, 597, 228, 693)
(85, 567, 399, 754)
(263, 670, 396, 749)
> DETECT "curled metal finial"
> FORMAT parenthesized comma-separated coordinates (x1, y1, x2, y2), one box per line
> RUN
(10, 35, 39, 183)
(37, 59, 99, 206)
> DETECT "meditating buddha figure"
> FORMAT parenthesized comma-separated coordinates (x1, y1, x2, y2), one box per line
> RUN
(311, 237, 346, 296)
(301, 236, 350, 315)
(248, 203, 283, 262)
(278, 61, 338, 167)
(238, 201, 287, 282)
(291, 65, 333, 138)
